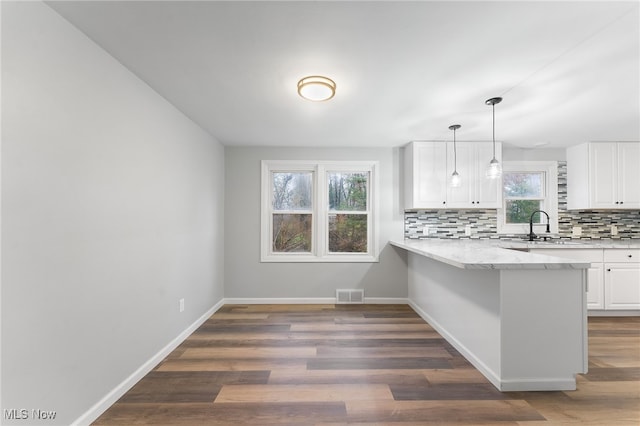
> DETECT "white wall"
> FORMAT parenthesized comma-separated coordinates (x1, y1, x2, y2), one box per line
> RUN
(1, 2, 225, 424)
(224, 146, 407, 300)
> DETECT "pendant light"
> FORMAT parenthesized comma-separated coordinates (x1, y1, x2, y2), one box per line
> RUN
(449, 124, 461, 187)
(485, 97, 502, 179)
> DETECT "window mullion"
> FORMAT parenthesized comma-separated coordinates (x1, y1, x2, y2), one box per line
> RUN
(316, 165, 326, 258)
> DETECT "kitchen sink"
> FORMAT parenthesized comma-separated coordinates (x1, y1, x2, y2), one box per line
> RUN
(527, 240, 584, 246)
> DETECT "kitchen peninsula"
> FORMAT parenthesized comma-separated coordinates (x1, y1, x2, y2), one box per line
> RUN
(391, 239, 591, 392)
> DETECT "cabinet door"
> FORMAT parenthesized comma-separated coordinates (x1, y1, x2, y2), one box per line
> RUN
(446, 142, 502, 209)
(589, 143, 617, 208)
(475, 142, 502, 208)
(604, 264, 640, 309)
(586, 264, 604, 310)
(446, 142, 475, 208)
(409, 142, 447, 208)
(617, 143, 640, 208)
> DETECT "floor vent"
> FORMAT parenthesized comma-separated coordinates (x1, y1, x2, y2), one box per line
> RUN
(336, 289, 364, 304)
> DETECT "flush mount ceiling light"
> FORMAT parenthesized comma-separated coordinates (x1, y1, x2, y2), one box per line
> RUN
(449, 124, 462, 188)
(485, 96, 503, 179)
(297, 76, 336, 102)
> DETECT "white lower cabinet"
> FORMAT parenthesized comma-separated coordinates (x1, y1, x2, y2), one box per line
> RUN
(586, 263, 605, 310)
(531, 247, 640, 312)
(603, 249, 640, 310)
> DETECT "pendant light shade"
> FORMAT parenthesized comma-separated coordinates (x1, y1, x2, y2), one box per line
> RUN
(449, 124, 462, 187)
(485, 97, 502, 179)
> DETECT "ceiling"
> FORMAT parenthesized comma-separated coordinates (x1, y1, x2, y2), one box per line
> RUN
(47, 1, 640, 149)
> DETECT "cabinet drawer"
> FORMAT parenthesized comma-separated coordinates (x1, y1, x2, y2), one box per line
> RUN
(604, 249, 640, 263)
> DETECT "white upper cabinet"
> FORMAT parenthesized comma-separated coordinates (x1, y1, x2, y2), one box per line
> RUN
(404, 141, 502, 209)
(446, 142, 502, 209)
(404, 142, 448, 209)
(567, 142, 640, 210)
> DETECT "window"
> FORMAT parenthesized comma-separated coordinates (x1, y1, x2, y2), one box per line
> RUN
(261, 160, 378, 262)
(497, 161, 558, 235)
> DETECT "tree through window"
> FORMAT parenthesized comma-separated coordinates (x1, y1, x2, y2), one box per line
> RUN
(497, 162, 558, 235)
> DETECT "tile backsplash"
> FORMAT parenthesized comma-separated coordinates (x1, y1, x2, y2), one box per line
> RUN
(404, 161, 640, 240)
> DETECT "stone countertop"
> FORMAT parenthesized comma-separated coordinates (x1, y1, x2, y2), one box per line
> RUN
(390, 239, 593, 270)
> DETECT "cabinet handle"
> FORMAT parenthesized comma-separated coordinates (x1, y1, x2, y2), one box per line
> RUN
(629, 255, 633, 258)
(607, 269, 611, 272)
(442, 201, 446, 205)
(615, 201, 619, 204)
(620, 201, 624, 204)
(471, 201, 475, 204)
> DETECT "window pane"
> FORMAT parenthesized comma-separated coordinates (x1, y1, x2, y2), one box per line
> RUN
(272, 172, 312, 211)
(505, 200, 542, 224)
(328, 172, 368, 211)
(503, 172, 544, 198)
(273, 214, 312, 252)
(328, 214, 367, 253)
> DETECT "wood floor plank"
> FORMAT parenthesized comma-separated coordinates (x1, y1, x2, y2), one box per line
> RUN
(581, 366, 640, 381)
(390, 383, 509, 401)
(345, 399, 544, 423)
(94, 402, 348, 425)
(157, 358, 306, 371)
(214, 384, 394, 403)
(204, 313, 270, 320)
(563, 380, 640, 400)
(290, 323, 433, 332)
(268, 369, 432, 386)
(117, 371, 269, 403)
(178, 346, 317, 359)
(334, 317, 427, 324)
(308, 357, 452, 370)
(315, 345, 452, 358)
(423, 367, 490, 384)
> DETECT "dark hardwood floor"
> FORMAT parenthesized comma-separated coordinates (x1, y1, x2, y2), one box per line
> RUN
(93, 305, 640, 425)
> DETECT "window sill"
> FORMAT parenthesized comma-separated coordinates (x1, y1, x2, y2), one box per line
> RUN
(261, 254, 379, 263)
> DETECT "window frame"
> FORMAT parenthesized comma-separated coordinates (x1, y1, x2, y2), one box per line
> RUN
(261, 160, 379, 263)
(497, 161, 558, 235)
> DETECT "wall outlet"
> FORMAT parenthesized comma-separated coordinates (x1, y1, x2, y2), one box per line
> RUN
(611, 225, 618, 236)
(179, 298, 185, 313)
(465, 225, 472, 236)
(572, 226, 582, 237)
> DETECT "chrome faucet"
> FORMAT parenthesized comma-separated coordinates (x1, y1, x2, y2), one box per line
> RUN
(528, 210, 550, 241)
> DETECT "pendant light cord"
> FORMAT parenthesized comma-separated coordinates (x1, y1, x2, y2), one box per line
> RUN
(492, 103, 496, 159)
(453, 128, 457, 171)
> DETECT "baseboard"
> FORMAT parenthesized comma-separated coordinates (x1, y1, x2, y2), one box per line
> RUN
(499, 377, 577, 392)
(223, 297, 409, 305)
(588, 310, 640, 317)
(223, 297, 336, 305)
(72, 299, 225, 426)
(365, 297, 409, 304)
